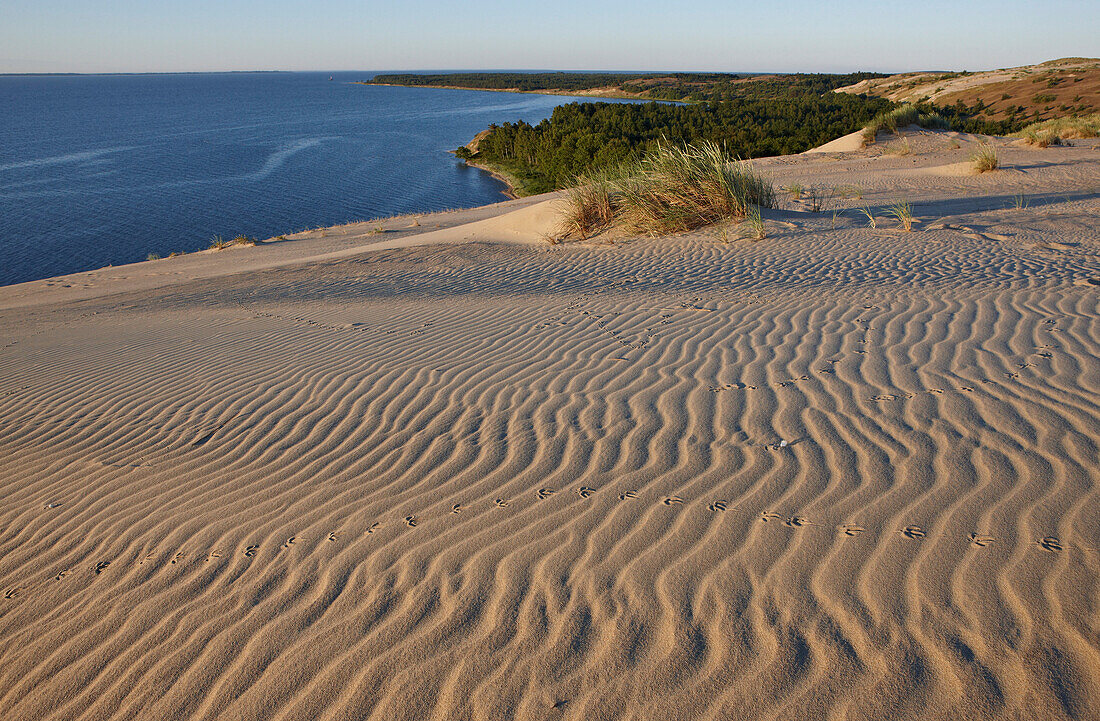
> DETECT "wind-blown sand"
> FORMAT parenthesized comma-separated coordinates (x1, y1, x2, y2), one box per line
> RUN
(1, 130, 1098, 720)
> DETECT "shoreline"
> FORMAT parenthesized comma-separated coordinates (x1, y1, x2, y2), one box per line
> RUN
(451, 150, 523, 199)
(465, 159, 521, 199)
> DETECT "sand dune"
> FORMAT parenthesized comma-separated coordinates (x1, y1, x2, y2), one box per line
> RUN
(1, 130, 1099, 720)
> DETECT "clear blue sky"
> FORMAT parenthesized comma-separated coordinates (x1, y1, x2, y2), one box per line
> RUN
(2, 0, 1098, 74)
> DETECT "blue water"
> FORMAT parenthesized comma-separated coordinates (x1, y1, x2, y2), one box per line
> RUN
(0, 71, 642, 285)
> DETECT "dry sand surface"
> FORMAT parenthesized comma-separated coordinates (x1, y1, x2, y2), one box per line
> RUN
(1, 129, 1099, 720)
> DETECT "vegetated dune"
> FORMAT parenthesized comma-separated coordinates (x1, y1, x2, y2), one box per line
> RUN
(1, 129, 1099, 720)
(836, 57, 1100, 123)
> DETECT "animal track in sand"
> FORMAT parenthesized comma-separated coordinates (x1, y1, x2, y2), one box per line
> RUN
(840, 524, 866, 537)
(663, 496, 684, 506)
(55, 569, 72, 580)
(619, 490, 638, 500)
(708, 500, 729, 512)
(43, 502, 62, 509)
(537, 489, 555, 500)
(4, 587, 23, 599)
(1036, 537, 1063, 553)
(900, 526, 926, 540)
(785, 516, 815, 528)
(576, 487, 595, 499)
(93, 561, 111, 574)
(244, 545, 259, 557)
(327, 532, 340, 542)
(205, 551, 222, 562)
(760, 511, 782, 522)
(404, 516, 418, 528)
(495, 498, 510, 508)
(282, 538, 296, 549)
(171, 552, 187, 564)
(367, 523, 380, 534)
(969, 533, 995, 547)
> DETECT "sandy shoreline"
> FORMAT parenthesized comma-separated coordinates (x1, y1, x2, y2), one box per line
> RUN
(1, 129, 1098, 720)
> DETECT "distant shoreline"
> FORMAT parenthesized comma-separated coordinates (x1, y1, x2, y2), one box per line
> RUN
(360, 82, 651, 102)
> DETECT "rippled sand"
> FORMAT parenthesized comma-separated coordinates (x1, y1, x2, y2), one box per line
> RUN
(1, 131, 1098, 720)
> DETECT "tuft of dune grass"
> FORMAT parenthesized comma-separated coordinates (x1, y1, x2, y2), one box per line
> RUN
(970, 144, 999, 173)
(1014, 113, 1100, 147)
(861, 105, 949, 144)
(209, 234, 260, 250)
(557, 140, 776, 239)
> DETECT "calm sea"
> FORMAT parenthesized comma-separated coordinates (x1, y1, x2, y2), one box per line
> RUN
(0, 71, 641, 286)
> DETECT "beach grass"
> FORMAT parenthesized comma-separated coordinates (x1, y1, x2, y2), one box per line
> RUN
(970, 144, 1000, 173)
(1014, 113, 1100, 146)
(861, 104, 949, 144)
(210, 234, 259, 250)
(886, 200, 915, 231)
(558, 141, 776, 239)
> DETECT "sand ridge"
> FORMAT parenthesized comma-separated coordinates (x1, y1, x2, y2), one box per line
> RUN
(1, 130, 1099, 720)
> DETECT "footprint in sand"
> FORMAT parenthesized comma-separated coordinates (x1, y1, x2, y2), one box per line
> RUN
(171, 552, 187, 564)
(969, 533, 995, 547)
(244, 545, 259, 557)
(138, 553, 156, 565)
(537, 489, 555, 500)
(576, 487, 595, 499)
(93, 560, 111, 574)
(663, 496, 684, 506)
(282, 538, 296, 549)
(367, 523, 380, 534)
(404, 516, 418, 528)
(4, 588, 23, 600)
(55, 569, 72, 580)
(43, 502, 62, 509)
(1036, 537, 1063, 553)
(760, 511, 782, 523)
(452, 503, 464, 513)
(495, 498, 510, 508)
(327, 532, 340, 542)
(900, 526, 926, 540)
(840, 524, 866, 537)
(619, 490, 638, 500)
(205, 551, 222, 562)
(708, 500, 729, 512)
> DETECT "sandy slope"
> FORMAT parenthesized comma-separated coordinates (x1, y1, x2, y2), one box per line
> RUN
(1, 130, 1099, 721)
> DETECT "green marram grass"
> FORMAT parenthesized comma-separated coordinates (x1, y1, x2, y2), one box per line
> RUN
(861, 104, 949, 144)
(1014, 112, 1100, 147)
(970, 144, 999, 173)
(558, 141, 777, 239)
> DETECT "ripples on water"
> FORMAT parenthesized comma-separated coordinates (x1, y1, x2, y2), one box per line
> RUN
(0, 72, 641, 285)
